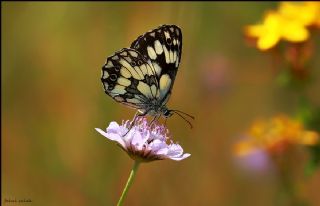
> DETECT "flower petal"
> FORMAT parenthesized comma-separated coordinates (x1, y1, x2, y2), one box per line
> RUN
(297, 131, 319, 145)
(282, 22, 309, 42)
(169, 153, 191, 161)
(131, 129, 147, 150)
(257, 32, 280, 50)
(106, 121, 121, 133)
(166, 144, 185, 157)
(149, 139, 168, 152)
(95, 127, 126, 148)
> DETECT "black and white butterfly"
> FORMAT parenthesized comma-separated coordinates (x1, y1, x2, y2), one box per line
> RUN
(101, 25, 193, 127)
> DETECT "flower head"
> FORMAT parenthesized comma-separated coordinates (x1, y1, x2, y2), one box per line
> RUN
(245, 11, 309, 50)
(234, 115, 319, 157)
(95, 118, 190, 162)
(235, 148, 273, 174)
(245, 2, 320, 51)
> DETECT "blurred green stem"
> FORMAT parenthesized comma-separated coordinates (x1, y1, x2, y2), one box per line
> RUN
(117, 160, 140, 206)
(274, 152, 308, 206)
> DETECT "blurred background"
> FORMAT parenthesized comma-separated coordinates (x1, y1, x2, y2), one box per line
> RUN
(2, 2, 320, 206)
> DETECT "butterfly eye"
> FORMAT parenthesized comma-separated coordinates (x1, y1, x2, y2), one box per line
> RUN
(163, 110, 173, 117)
(131, 61, 136, 67)
(110, 74, 117, 81)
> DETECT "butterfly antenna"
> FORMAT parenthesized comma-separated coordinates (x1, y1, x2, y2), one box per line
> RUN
(172, 110, 195, 120)
(172, 111, 193, 129)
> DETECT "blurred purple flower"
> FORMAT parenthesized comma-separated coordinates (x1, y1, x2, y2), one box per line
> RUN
(236, 149, 273, 173)
(95, 118, 190, 162)
(200, 54, 232, 96)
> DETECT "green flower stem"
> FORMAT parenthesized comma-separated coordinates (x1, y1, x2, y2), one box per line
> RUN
(117, 160, 140, 206)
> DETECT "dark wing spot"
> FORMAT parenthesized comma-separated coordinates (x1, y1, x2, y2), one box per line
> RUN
(123, 93, 134, 99)
(114, 66, 120, 72)
(137, 60, 143, 66)
(124, 78, 144, 96)
(110, 74, 117, 81)
(144, 75, 157, 85)
(167, 37, 172, 45)
(108, 84, 115, 91)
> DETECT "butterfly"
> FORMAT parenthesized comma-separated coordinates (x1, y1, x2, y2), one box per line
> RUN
(101, 25, 193, 127)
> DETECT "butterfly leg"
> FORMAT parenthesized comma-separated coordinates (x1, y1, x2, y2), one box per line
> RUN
(123, 110, 150, 137)
(150, 114, 161, 127)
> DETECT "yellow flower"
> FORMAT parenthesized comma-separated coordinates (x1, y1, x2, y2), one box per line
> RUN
(245, 12, 282, 50)
(246, 11, 309, 50)
(234, 115, 319, 157)
(278, 2, 320, 27)
(245, 2, 320, 51)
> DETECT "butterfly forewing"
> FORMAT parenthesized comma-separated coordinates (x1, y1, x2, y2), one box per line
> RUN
(101, 25, 182, 117)
(130, 25, 182, 104)
(101, 48, 160, 110)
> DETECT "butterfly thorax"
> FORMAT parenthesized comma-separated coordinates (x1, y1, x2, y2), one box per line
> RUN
(140, 104, 173, 118)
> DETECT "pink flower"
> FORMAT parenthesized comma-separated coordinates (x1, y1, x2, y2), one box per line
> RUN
(95, 118, 190, 162)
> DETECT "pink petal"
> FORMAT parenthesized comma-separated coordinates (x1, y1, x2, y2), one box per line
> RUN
(95, 128, 126, 148)
(169, 153, 191, 161)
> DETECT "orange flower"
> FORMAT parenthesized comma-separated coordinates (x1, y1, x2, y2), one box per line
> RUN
(234, 115, 319, 157)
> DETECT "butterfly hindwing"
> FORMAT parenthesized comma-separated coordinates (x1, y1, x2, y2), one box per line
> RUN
(101, 48, 160, 110)
(130, 25, 182, 104)
(101, 25, 183, 117)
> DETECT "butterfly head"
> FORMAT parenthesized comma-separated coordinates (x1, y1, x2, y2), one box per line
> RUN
(162, 108, 174, 118)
